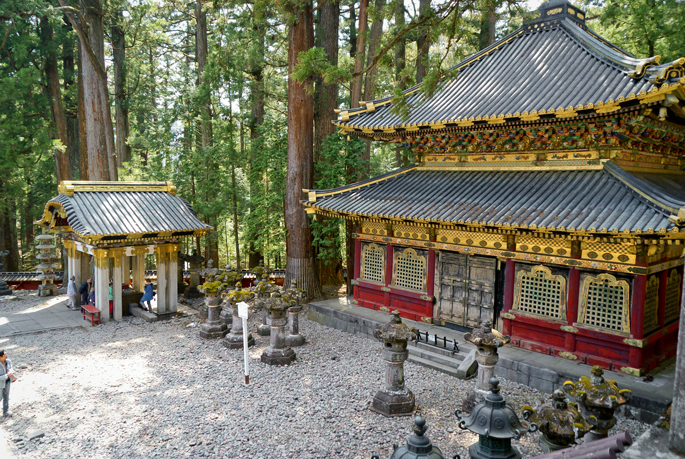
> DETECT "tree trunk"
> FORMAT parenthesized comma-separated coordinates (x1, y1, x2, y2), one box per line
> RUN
(314, 0, 342, 286)
(478, 3, 496, 50)
(247, 7, 266, 269)
(40, 16, 71, 183)
(62, 21, 79, 178)
(77, 39, 88, 180)
(350, 0, 369, 108)
(395, 0, 407, 167)
(416, 0, 431, 84)
(24, 177, 34, 267)
(362, 0, 386, 175)
(1, 197, 19, 272)
(196, 0, 218, 267)
(285, 0, 321, 299)
(112, 10, 130, 166)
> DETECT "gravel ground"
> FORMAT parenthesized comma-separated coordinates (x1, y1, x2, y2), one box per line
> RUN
(0, 293, 650, 459)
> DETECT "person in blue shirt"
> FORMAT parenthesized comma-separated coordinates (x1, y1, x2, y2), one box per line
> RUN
(140, 280, 154, 313)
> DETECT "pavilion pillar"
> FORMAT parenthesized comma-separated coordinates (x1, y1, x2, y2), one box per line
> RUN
(93, 249, 110, 322)
(156, 246, 168, 314)
(167, 246, 178, 313)
(132, 251, 146, 292)
(65, 241, 82, 306)
(112, 249, 123, 321)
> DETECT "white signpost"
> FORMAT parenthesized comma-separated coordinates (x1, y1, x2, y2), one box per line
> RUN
(237, 301, 250, 384)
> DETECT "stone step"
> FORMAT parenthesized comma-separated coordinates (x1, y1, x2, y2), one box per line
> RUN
(408, 343, 466, 370)
(407, 354, 461, 379)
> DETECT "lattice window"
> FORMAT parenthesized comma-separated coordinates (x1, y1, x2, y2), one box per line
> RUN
(514, 266, 566, 319)
(665, 269, 682, 324)
(579, 274, 630, 333)
(642, 275, 660, 334)
(393, 248, 426, 291)
(361, 243, 385, 283)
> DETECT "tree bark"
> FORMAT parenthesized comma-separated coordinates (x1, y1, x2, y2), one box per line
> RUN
(40, 16, 71, 183)
(416, 0, 431, 84)
(77, 39, 88, 180)
(362, 0, 386, 175)
(62, 20, 79, 178)
(285, 0, 321, 299)
(196, 0, 218, 267)
(350, 0, 369, 108)
(395, 0, 407, 167)
(112, 10, 130, 166)
(478, 3, 496, 50)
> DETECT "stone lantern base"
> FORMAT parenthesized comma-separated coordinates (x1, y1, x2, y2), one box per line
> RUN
(0, 281, 13, 296)
(469, 441, 521, 459)
(223, 332, 255, 349)
(260, 346, 296, 366)
(370, 389, 416, 417)
(285, 333, 305, 347)
(39, 283, 58, 297)
(199, 322, 228, 339)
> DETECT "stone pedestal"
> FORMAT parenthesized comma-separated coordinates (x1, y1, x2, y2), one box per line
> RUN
(462, 321, 510, 413)
(219, 300, 233, 326)
(254, 272, 276, 336)
(222, 303, 255, 349)
(200, 294, 228, 339)
(257, 308, 270, 336)
(371, 310, 417, 417)
(183, 250, 205, 299)
(285, 306, 305, 347)
(261, 301, 295, 366)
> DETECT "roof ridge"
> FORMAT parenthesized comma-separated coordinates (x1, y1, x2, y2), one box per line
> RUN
(603, 162, 682, 215)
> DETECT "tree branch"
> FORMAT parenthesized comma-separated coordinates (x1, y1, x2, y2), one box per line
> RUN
(55, 3, 108, 82)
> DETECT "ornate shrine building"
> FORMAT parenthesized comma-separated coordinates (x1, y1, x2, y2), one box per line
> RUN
(35, 181, 212, 321)
(303, 0, 685, 376)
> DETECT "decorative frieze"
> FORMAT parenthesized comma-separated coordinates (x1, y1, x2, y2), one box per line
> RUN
(581, 241, 636, 264)
(362, 220, 388, 236)
(517, 236, 570, 257)
(393, 223, 430, 241)
(437, 229, 505, 249)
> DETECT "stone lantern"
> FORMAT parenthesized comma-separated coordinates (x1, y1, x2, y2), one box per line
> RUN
(463, 321, 510, 412)
(456, 378, 537, 459)
(521, 389, 591, 452)
(371, 416, 446, 459)
(283, 279, 306, 347)
(254, 273, 277, 336)
(198, 283, 228, 340)
(182, 249, 205, 298)
(223, 282, 255, 349)
(218, 271, 241, 326)
(260, 291, 296, 366)
(371, 310, 418, 417)
(562, 366, 632, 442)
(35, 232, 59, 297)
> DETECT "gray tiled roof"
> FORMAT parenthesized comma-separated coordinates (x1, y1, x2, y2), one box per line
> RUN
(336, 11, 682, 132)
(307, 163, 685, 234)
(47, 191, 212, 238)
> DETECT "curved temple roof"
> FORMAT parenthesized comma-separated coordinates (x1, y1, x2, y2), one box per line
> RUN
(35, 181, 213, 241)
(335, 0, 685, 135)
(304, 162, 685, 235)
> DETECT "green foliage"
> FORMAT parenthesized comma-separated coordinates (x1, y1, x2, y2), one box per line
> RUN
(310, 133, 365, 266)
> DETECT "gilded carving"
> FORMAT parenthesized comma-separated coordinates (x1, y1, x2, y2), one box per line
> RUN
(558, 352, 578, 360)
(392, 248, 427, 292)
(561, 326, 578, 333)
(500, 312, 516, 320)
(578, 273, 631, 334)
(514, 266, 567, 320)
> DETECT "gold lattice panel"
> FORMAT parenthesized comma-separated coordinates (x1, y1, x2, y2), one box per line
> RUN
(362, 221, 387, 236)
(436, 229, 505, 249)
(393, 224, 429, 241)
(514, 266, 566, 320)
(392, 248, 426, 292)
(643, 275, 660, 334)
(361, 243, 385, 283)
(579, 273, 630, 333)
(582, 241, 636, 264)
(665, 269, 682, 324)
(517, 236, 570, 257)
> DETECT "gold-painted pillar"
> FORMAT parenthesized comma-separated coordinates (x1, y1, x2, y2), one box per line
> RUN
(93, 248, 111, 322)
(167, 245, 179, 313)
(155, 245, 168, 314)
(111, 248, 124, 321)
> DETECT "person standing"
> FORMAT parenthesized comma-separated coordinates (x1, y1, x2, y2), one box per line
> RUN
(79, 278, 92, 306)
(0, 350, 15, 418)
(140, 280, 154, 313)
(66, 275, 77, 310)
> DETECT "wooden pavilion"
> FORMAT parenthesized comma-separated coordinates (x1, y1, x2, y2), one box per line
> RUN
(34, 181, 212, 321)
(303, 0, 685, 376)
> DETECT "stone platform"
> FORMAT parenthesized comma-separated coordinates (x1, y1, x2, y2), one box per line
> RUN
(308, 297, 674, 424)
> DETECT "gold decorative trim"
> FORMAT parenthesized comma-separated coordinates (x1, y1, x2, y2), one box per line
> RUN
(351, 299, 359, 305)
(501, 312, 516, 320)
(58, 180, 176, 196)
(420, 316, 433, 324)
(379, 305, 390, 312)
(561, 326, 578, 333)
(350, 279, 359, 286)
(620, 366, 645, 377)
(559, 352, 578, 360)
(391, 247, 427, 292)
(381, 286, 391, 292)
(419, 295, 434, 301)
(623, 337, 649, 348)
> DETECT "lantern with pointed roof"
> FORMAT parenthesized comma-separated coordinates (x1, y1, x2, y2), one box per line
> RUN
(456, 378, 537, 459)
(371, 416, 446, 459)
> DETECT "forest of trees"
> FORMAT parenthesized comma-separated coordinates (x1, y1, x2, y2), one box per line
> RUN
(0, 0, 683, 297)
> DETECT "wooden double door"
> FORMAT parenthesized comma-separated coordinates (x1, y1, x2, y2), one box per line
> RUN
(436, 252, 499, 329)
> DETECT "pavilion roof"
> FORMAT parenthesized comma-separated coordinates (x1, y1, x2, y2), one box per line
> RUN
(34, 181, 213, 242)
(303, 162, 685, 235)
(335, 0, 685, 138)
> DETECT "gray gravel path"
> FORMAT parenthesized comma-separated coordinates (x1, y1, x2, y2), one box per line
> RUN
(0, 294, 650, 458)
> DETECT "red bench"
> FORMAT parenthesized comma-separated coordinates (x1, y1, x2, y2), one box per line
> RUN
(82, 304, 101, 326)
